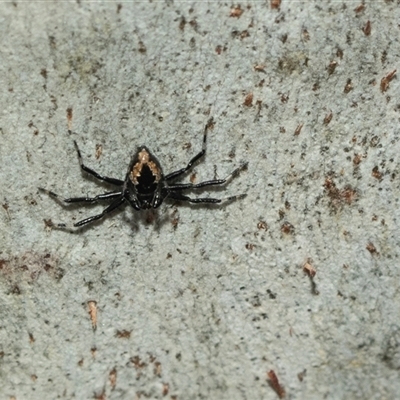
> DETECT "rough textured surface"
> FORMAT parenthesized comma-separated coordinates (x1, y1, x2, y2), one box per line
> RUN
(0, 1, 399, 399)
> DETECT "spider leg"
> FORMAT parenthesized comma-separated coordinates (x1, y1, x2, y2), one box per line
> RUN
(165, 121, 210, 181)
(72, 196, 126, 227)
(166, 162, 248, 192)
(168, 192, 247, 204)
(73, 140, 124, 186)
(39, 188, 122, 204)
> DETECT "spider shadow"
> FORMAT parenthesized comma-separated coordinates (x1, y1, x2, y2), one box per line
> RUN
(60, 202, 172, 234)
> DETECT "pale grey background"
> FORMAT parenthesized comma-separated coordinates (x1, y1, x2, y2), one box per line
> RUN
(0, 1, 399, 399)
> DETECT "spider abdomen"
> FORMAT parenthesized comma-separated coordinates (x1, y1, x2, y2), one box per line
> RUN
(129, 148, 162, 186)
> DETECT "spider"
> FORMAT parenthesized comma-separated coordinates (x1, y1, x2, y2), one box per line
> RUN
(39, 120, 247, 228)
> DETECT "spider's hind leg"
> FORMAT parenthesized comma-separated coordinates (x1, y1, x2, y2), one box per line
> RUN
(42, 195, 126, 229)
(38, 188, 125, 229)
(38, 187, 123, 204)
(73, 196, 126, 227)
(168, 192, 247, 205)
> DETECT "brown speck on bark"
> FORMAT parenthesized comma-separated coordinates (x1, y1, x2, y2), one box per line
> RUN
(88, 300, 98, 331)
(302, 29, 310, 41)
(28, 121, 39, 135)
(344, 79, 353, 93)
(336, 48, 344, 59)
(230, 5, 243, 18)
(95, 144, 103, 160)
(239, 30, 250, 39)
(189, 19, 198, 32)
(298, 369, 307, 382)
(255, 99, 263, 117)
(162, 382, 169, 396)
(354, 4, 365, 13)
(244, 93, 253, 107)
(380, 69, 396, 92)
(381, 50, 387, 65)
(44, 218, 54, 231)
(116, 3, 122, 13)
(267, 369, 285, 398)
(362, 20, 371, 36)
(323, 112, 333, 125)
(281, 222, 294, 234)
(254, 64, 266, 72)
(67, 107, 73, 120)
(67, 107, 73, 131)
(2, 202, 10, 220)
(138, 40, 147, 53)
(372, 166, 383, 180)
(205, 117, 215, 131)
(93, 388, 106, 400)
(353, 154, 362, 165)
(366, 242, 378, 255)
(245, 243, 255, 250)
(257, 221, 268, 230)
(115, 330, 131, 338)
(131, 355, 147, 369)
(303, 260, 316, 278)
(327, 60, 338, 75)
(109, 367, 117, 390)
(154, 360, 162, 377)
(341, 186, 358, 205)
(294, 123, 303, 136)
(270, 0, 281, 10)
(179, 16, 186, 31)
(171, 208, 179, 230)
(324, 177, 357, 209)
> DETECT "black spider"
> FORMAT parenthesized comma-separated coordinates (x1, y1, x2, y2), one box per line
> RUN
(39, 121, 247, 228)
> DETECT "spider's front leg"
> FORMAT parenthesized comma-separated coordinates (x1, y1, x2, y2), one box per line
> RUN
(165, 119, 213, 181)
(72, 139, 124, 186)
(168, 192, 247, 204)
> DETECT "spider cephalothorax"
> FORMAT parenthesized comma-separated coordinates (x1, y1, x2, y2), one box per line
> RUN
(39, 120, 247, 228)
